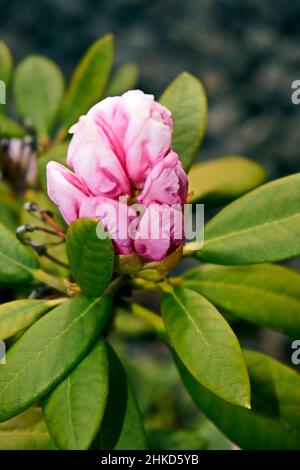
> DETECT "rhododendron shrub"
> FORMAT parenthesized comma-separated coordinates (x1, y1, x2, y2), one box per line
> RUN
(0, 35, 300, 451)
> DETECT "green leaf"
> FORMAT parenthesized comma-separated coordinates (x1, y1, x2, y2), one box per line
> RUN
(0, 41, 13, 85)
(43, 338, 108, 450)
(92, 343, 147, 450)
(183, 263, 300, 337)
(14, 55, 64, 138)
(0, 407, 56, 450)
(59, 35, 114, 138)
(104, 62, 139, 97)
(0, 299, 60, 341)
(0, 221, 40, 285)
(38, 143, 69, 190)
(0, 204, 19, 232)
(0, 182, 20, 231)
(161, 286, 250, 408)
(188, 156, 267, 205)
(190, 173, 300, 264)
(66, 218, 114, 297)
(0, 113, 25, 137)
(176, 349, 300, 450)
(0, 295, 112, 422)
(160, 72, 207, 171)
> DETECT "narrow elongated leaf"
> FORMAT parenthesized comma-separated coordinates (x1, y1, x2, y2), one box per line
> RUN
(104, 63, 139, 97)
(0, 299, 60, 341)
(14, 56, 64, 137)
(66, 218, 114, 297)
(183, 263, 300, 337)
(188, 156, 266, 205)
(0, 114, 25, 137)
(0, 221, 40, 285)
(176, 349, 300, 450)
(160, 72, 207, 171)
(59, 35, 114, 137)
(0, 295, 112, 422)
(190, 173, 300, 264)
(0, 407, 56, 450)
(0, 41, 12, 85)
(92, 343, 147, 450)
(161, 286, 250, 408)
(38, 143, 69, 190)
(43, 338, 108, 450)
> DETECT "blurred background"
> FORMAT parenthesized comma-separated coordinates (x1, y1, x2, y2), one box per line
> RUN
(1, 0, 300, 449)
(1, 0, 300, 178)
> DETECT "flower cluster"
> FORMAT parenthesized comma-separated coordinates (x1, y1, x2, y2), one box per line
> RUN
(47, 90, 188, 261)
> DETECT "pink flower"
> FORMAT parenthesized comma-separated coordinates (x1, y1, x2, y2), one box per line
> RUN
(46, 90, 188, 262)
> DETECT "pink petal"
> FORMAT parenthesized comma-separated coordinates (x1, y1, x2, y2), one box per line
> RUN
(46, 162, 89, 224)
(70, 142, 130, 199)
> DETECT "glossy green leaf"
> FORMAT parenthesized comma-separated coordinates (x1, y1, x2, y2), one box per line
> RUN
(59, 35, 114, 137)
(160, 72, 207, 171)
(183, 263, 300, 337)
(14, 55, 64, 137)
(188, 156, 267, 205)
(0, 299, 60, 341)
(0, 295, 112, 422)
(176, 349, 300, 450)
(66, 218, 114, 297)
(104, 62, 139, 97)
(189, 173, 300, 264)
(38, 143, 69, 190)
(0, 221, 40, 285)
(92, 343, 147, 450)
(0, 41, 13, 85)
(0, 113, 25, 137)
(43, 338, 108, 450)
(0, 407, 56, 450)
(161, 286, 250, 408)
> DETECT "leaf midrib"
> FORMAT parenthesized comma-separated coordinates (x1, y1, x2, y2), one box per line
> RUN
(204, 210, 300, 247)
(186, 279, 300, 306)
(0, 249, 36, 275)
(167, 289, 212, 350)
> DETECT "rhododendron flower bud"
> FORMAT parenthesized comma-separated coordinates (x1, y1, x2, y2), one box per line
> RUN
(46, 89, 188, 263)
(134, 204, 184, 261)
